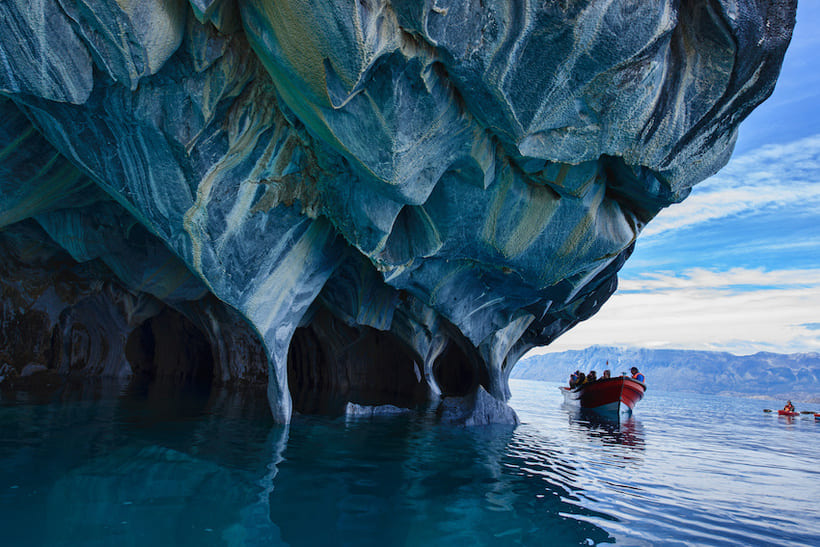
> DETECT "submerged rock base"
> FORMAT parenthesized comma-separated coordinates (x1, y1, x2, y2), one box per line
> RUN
(0, 1, 796, 423)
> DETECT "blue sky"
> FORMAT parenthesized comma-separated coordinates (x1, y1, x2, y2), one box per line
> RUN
(539, 2, 820, 356)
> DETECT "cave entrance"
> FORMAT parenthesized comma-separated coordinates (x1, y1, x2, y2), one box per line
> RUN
(287, 308, 428, 415)
(432, 339, 488, 397)
(125, 307, 215, 392)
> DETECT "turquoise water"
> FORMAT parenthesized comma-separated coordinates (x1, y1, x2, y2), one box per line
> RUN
(1, 379, 818, 546)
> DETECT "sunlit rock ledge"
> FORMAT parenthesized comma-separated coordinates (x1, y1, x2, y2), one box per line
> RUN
(0, 1, 795, 423)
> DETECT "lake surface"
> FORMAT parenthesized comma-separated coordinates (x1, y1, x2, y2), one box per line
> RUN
(1, 379, 818, 546)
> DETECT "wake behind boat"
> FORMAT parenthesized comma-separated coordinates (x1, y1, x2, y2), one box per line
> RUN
(560, 376, 646, 414)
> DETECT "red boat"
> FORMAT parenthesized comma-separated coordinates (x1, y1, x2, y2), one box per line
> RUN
(778, 410, 799, 417)
(560, 376, 645, 414)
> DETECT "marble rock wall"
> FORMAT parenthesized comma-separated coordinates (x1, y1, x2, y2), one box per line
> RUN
(0, 1, 796, 423)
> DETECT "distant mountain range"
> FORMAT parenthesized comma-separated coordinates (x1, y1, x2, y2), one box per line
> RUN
(512, 346, 820, 403)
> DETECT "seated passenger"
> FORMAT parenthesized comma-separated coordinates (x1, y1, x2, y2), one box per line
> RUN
(569, 371, 578, 388)
(586, 370, 597, 383)
(630, 367, 645, 383)
(783, 400, 795, 412)
(576, 372, 586, 386)
(602, 370, 611, 379)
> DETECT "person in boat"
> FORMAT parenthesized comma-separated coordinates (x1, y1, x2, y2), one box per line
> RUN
(575, 371, 586, 386)
(569, 371, 579, 388)
(783, 400, 795, 412)
(586, 370, 597, 383)
(630, 367, 645, 383)
(602, 369, 611, 379)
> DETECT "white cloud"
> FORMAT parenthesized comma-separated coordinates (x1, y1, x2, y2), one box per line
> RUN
(643, 134, 820, 237)
(532, 268, 820, 355)
(619, 267, 820, 292)
(531, 134, 820, 356)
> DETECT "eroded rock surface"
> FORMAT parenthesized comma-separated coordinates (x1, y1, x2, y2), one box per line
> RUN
(0, 1, 796, 423)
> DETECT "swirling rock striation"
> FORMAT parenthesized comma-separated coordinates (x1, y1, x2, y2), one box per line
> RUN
(0, 1, 795, 422)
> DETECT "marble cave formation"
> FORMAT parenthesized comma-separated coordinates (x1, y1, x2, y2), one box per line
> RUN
(0, 1, 795, 423)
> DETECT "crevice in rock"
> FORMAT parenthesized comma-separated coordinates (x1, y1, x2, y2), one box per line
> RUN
(600, 155, 676, 225)
(381, 204, 443, 266)
(287, 307, 429, 415)
(432, 338, 489, 397)
(125, 307, 215, 389)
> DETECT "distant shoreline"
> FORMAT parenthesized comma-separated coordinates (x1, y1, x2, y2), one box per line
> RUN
(512, 346, 820, 404)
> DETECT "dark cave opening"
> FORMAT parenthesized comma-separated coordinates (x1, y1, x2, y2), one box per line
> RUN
(432, 340, 488, 397)
(125, 307, 215, 390)
(287, 308, 429, 415)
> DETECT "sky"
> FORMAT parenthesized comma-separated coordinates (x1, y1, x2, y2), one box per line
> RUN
(536, 3, 820, 356)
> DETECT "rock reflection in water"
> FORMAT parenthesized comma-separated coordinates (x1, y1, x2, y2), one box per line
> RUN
(1, 383, 614, 546)
(268, 416, 614, 546)
(1, 381, 280, 546)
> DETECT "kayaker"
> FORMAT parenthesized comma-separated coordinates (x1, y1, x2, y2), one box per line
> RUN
(783, 400, 795, 412)
(630, 367, 645, 383)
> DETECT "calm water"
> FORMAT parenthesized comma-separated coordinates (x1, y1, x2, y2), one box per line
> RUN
(0, 379, 818, 546)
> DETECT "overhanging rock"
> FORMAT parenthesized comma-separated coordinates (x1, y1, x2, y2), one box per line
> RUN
(0, 1, 796, 423)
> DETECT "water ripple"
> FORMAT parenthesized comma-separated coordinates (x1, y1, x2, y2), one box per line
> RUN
(0, 380, 817, 545)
